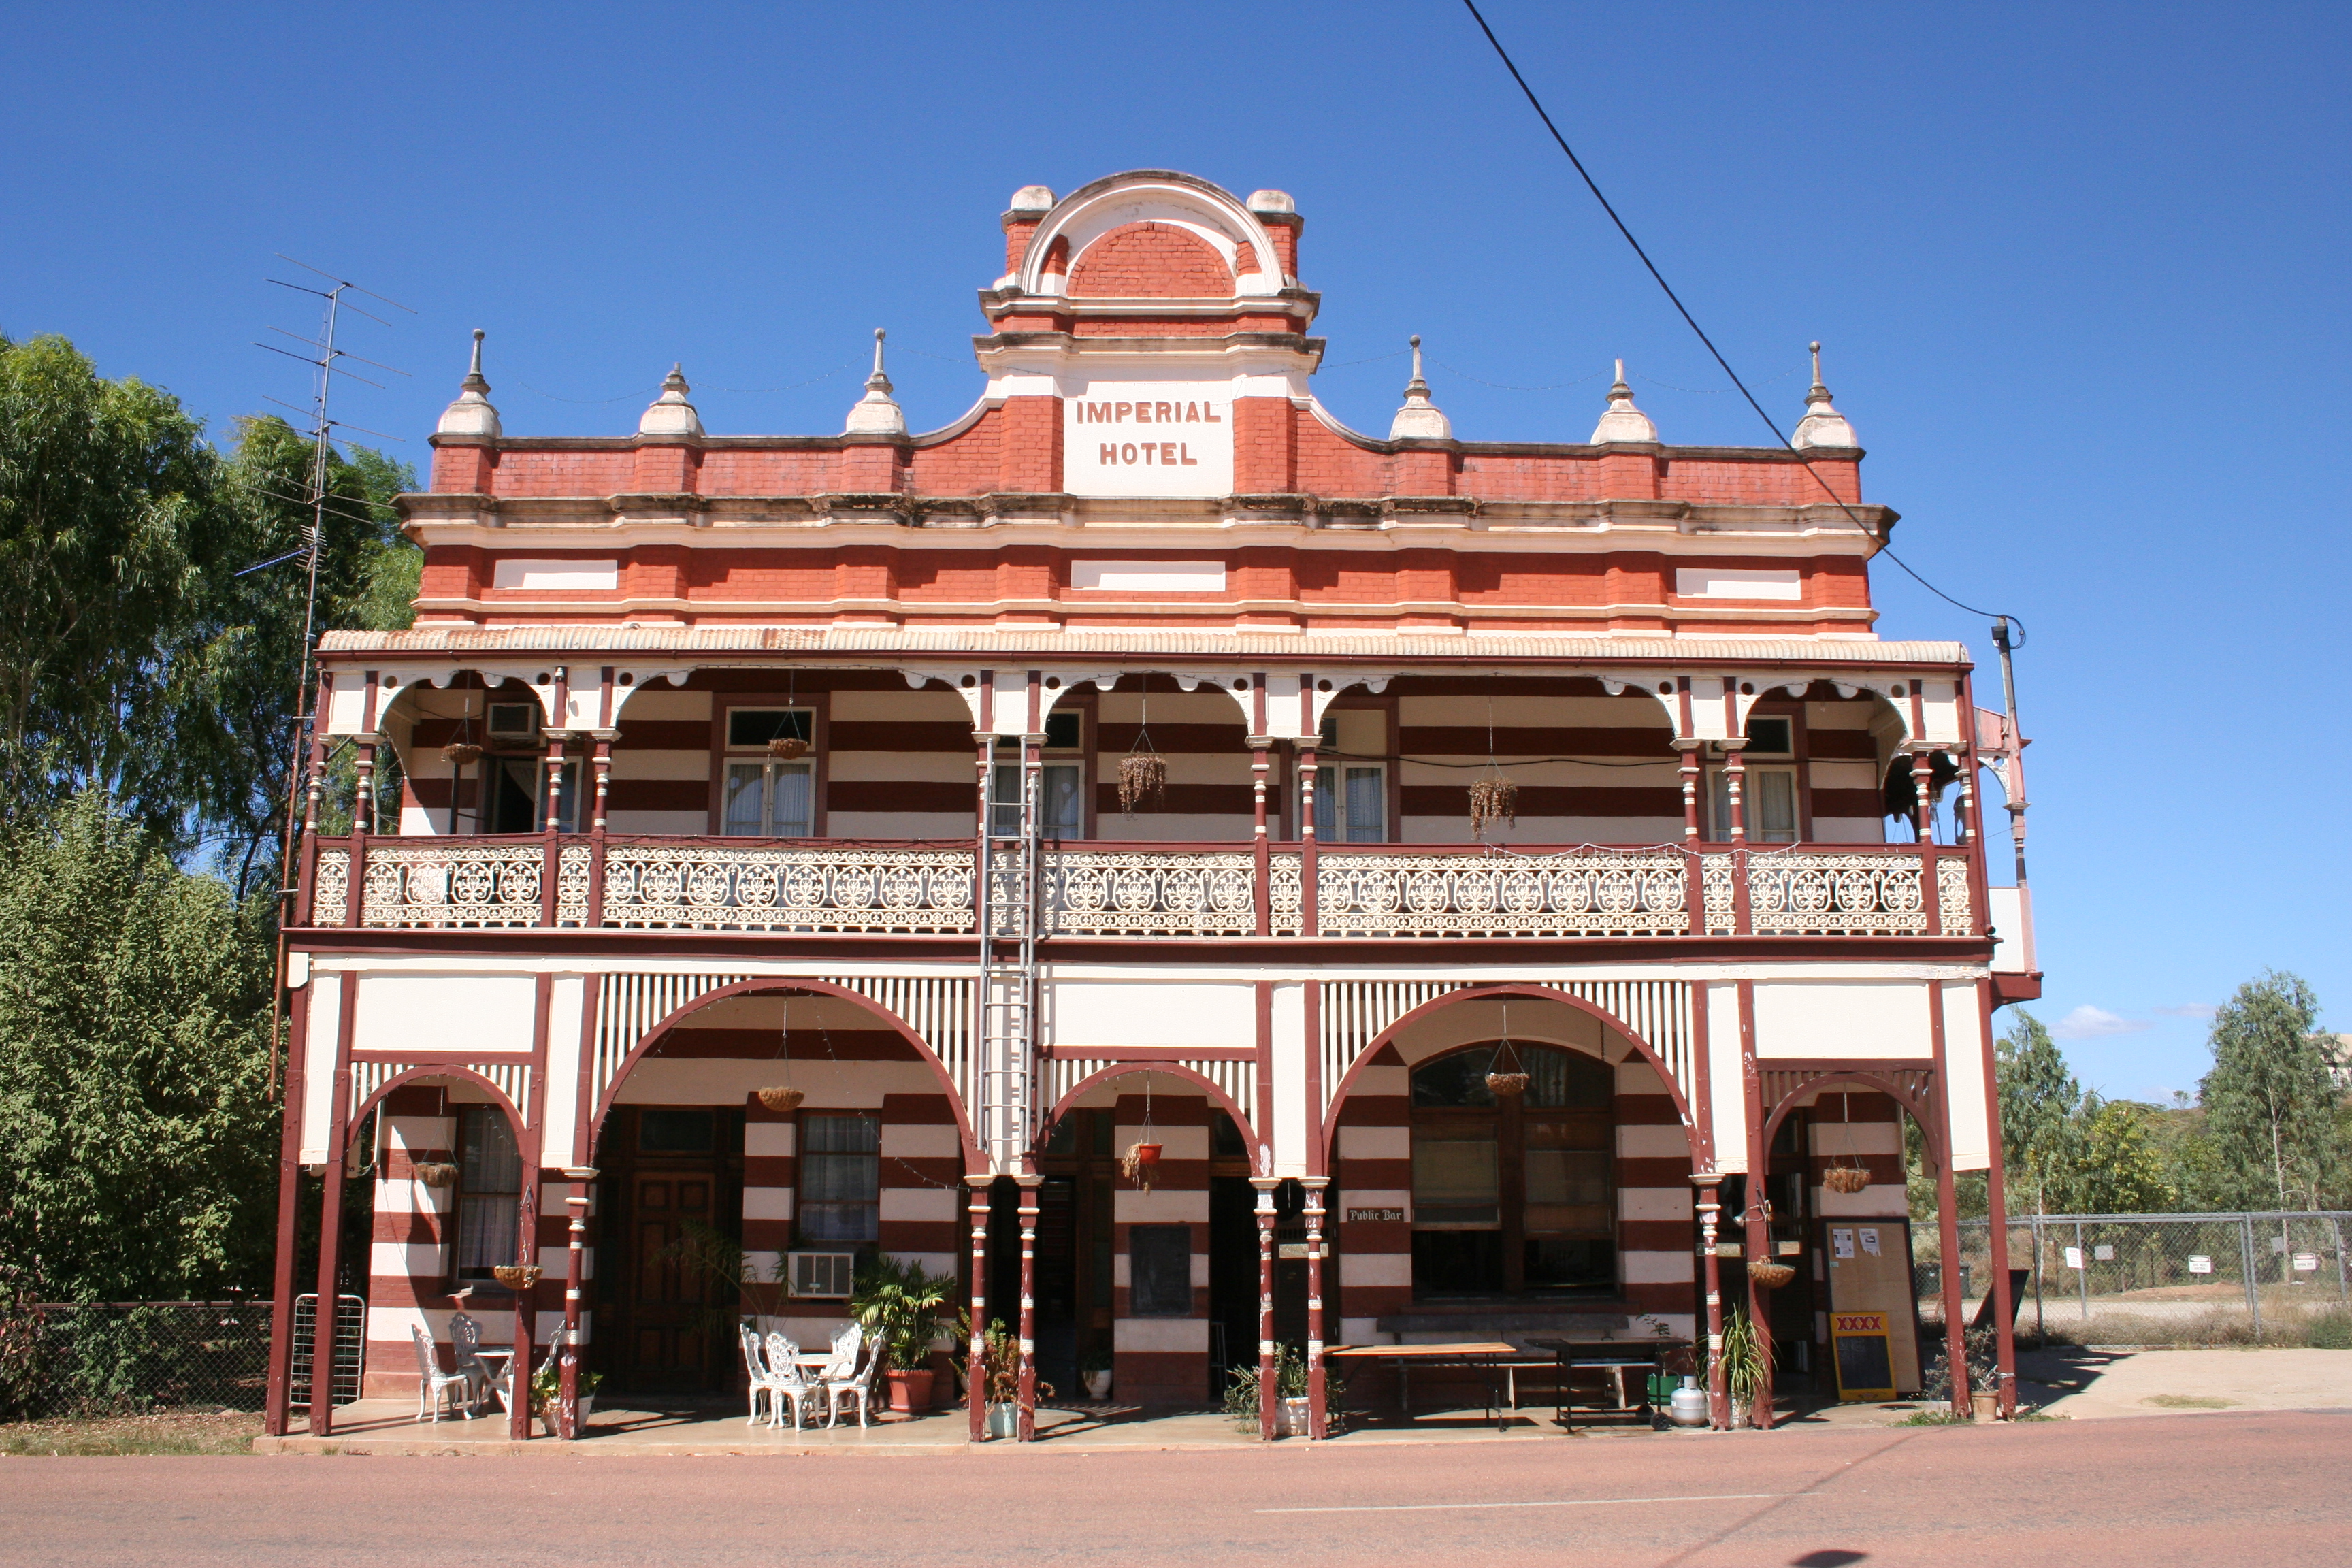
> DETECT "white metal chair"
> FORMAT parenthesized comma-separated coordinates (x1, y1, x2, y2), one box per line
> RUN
(821, 1333, 883, 1429)
(742, 1326, 793, 1425)
(764, 1332, 827, 1431)
(410, 1326, 476, 1422)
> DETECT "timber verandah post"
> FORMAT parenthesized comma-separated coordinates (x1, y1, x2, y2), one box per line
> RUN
(1252, 1177, 1279, 1441)
(966, 1181, 990, 1441)
(1303, 1177, 1329, 1439)
(307, 977, 360, 1435)
(557, 1170, 595, 1439)
(1015, 1176, 1041, 1441)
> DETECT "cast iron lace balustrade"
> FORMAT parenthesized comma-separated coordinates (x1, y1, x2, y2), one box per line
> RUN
(600, 841, 975, 934)
(1314, 849, 1689, 938)
(1937, 855, 1974, 936)
(312, 848, 350, 925)
(1746, 851, 1927, 936)
(361, 842, 546, 928)
(1041, 848, 1259, 936)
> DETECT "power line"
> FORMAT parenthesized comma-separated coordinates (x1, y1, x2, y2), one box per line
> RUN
(1457, 0, 2025, 647)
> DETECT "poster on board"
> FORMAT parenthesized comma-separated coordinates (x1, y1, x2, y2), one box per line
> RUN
(1823, 1215, 1922, 1400)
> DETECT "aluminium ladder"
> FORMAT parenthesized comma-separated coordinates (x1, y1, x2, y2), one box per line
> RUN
(977, 751, 1042, 1173)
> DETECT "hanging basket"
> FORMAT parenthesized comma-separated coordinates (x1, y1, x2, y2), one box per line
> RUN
(441, 742, 483, 766)
(1746, 1260, 1795, 1290)
(1117, 752, 1167, 817)
(492, 1264, 544, 1292)
(1823, 1164, 1872, 1195)
(412, 1161, 457, 1189)
(1119, 1143, 1163, 1186)
(1484, 1071, 1529, 1097)
(755, 1085, 805, 1113)
(1469, 774, 1518, 836)
(766, 736, 811, 761)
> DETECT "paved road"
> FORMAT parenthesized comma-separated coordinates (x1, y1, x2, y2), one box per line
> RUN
(5, 1410, 2347, 1566)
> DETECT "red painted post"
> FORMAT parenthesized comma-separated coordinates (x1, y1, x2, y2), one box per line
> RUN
(261, 995, 310, 1436)
(966, 1181, 990, 1441)
(509, 1145, 539, 1442)
(1015, 1177, 1040, 1441)
(1297, 743, 1320, 938)
(1725, 740, 1750, 936)
(1676, 738, 1705, 932)
(1695, 1181, 1727, 1429)
(1977, 979, 2019, 1416)
(306, 1058, 352, 1436)
(1302, 1177, 1328, 1439)
(557, 1170, 594, 1439)
(1252, 1177, 1279, 1440)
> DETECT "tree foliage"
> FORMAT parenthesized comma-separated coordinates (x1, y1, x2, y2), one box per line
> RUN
(0, 794, 277, 1301)
(2198, 971, 2341, 1210)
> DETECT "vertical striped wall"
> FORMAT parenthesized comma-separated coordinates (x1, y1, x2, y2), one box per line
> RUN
(1108, 1092, 1213, 1405)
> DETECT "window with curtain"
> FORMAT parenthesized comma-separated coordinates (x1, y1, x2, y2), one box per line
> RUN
(1708, 766, 1799, 843)
(455, 1105, 522, 1279)
(1312, 764, 1386, 843)
(721, 706, 815, 838)
(798, 1113, 880, 1243)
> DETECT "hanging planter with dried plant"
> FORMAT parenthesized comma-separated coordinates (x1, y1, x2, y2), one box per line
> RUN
(441, 742, 483, 767)
(756, 1086, 805, 1113)
(1822, 1094, 1871, 1192)
(767, 736, 811, 761)
(492, 1264, 544, 1292)
(1468, 701, 1517, 838)
(1119, 1143, 1163, 1187)
(1118, 691, 1167, 817)
(1485, 1004, 1529, 1097)
(1746, 1259, 1795, 1290)
(412, 1162, 457, 1189)
(755, 997, 803, 1117)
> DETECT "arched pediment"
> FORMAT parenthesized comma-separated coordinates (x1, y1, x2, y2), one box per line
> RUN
(1020, 171, 1284, 299)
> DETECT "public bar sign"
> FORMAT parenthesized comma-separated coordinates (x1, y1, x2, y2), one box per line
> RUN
(1064, 382, 1235, 498)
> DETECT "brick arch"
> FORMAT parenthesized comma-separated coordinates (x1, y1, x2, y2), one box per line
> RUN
(1069, 223, 1235, 298)
(589, 978, 981, 1169)
(1322, 983, 1701, 1168)
(1042, 1063, 1262, 1160)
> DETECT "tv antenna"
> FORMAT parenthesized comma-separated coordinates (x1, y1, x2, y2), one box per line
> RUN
(250, 255, 414, 1098)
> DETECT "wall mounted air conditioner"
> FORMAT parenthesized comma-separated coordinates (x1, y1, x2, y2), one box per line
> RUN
(487, 702, 539, 741)
(787, 1250, 857, 1299)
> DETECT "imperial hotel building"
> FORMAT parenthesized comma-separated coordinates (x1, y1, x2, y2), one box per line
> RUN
(263, 170, 2038, 1440)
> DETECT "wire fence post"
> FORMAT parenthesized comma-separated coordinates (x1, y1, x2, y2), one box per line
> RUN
(2335, 1216, 2348, 1307)
(2239, 1215, 2261, 1339)
(2074, 1220, 2089, 1322)
(2031, 1215, 2044, 1342)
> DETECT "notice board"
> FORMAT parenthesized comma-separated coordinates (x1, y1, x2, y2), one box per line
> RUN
(1822, 1218, 1922, 1399)
(1128, 1224, 1193, 1317)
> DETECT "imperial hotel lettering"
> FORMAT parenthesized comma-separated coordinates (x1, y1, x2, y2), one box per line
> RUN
(1076, 398, 1224, 466)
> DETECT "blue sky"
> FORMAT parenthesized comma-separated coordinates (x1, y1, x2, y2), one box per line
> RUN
(5, 2, 2345, 1100)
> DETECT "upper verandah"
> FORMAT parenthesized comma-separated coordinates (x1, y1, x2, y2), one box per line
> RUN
(418, 171, 1874, 514)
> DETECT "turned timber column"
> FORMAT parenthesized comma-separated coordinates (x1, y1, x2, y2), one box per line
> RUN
(1722, 738, 1751, 936)
(1303, 1177, 1328, 1439)
(1252, 1177, 1279, 1441)
(1675, 737, 1705, 932)
(509, 1128, 540, 1442)
(1248, 738, 1272, 936)
(352, 735, 378, 836)
(589, 733, 615, 832)
(557, 1169, 595, 1440)
(1297, 742, 1320, 937)
(1694, 1179, 1728, 1428)
(966, 1181, 990, 1441)
(1015, 1176, 1041, 1441)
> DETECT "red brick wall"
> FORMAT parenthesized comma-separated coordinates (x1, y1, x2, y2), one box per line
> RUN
(1068, 223, 1233, 298)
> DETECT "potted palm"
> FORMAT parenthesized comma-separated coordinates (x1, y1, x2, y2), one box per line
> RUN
(852, 1255, 953, 1414)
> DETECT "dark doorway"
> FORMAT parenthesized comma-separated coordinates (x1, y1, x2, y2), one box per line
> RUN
(1032, 1111, 1119, 1399)
(593, 1105, 743, 1395)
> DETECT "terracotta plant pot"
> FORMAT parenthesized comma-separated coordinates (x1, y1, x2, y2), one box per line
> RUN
(1972, 1390, 1999, 1422)
(885, 1368, 936, 1414)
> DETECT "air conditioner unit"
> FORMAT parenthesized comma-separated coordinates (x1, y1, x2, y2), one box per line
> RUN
(788, 1250, 857, 1299)
(487, 702, 539, 741)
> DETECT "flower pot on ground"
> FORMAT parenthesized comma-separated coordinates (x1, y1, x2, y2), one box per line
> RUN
(1079, 1345, 1113, 1402)
(1083, 1370, 1112, 1401)
(1275, 1396, 1311, 1437)
(884, 1368, 937, 1414)
(986, 1401, 1019, 1439)
(1972, 1390, 1999, 1422)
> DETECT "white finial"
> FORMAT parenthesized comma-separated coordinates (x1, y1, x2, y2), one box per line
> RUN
(1389, 333, 1452, 440)
(1590, 358, 1657, 443)
(845, 328, 906, 436)
(638, 363, 703, 438)
(436, 328, 500, 438)
(1791, 339, 1857, 450)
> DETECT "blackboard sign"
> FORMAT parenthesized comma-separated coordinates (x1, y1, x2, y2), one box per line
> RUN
(1832, 1311, 1895, 1400)
(1129, 1224, 1193, 1317)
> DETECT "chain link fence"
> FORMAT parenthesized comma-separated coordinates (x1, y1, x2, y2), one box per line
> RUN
(1916, 1213, 2352, 1346)
(3, 1296, 363, 1420)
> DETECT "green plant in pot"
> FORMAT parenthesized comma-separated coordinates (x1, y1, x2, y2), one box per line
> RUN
(1079, 1343, 1114, 1402)
(530, 1358, 604, 1426)
(1220, 1345, 1341, 1435)
(1718, 1303, 1774, 1428)
(851, 1255, 953, 1415)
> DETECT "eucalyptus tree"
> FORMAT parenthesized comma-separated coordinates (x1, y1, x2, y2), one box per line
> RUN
(2199, 972, 2342, 1211)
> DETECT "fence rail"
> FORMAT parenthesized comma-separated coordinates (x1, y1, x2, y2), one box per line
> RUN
(1925, 1212, 2352, 1345)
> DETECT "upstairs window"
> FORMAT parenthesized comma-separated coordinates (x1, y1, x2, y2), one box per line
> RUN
(1708, 717, 1799, 843)
(990, 713, 1085, 838)
(721, 708, 814, 838)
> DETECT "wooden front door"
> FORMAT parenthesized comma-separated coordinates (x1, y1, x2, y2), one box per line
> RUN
(625, 1166, 715, 1389)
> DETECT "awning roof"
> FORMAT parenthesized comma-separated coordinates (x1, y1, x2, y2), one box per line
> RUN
(319, 625, 1969, 669)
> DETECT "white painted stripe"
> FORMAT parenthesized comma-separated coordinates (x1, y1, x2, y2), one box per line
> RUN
(1260, 1492, 1791, 1516)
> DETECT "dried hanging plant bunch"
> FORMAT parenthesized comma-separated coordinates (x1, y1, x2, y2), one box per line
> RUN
(1746, 1259, 1795, 1289)
(492, 1264, 544, 1291)
(1118, 753, 1166, 817)
(756, 1086, 804, 1113)
(1119, 1142, 1162, 1189)
(442, 741, 483, 766)
(1485, 1068, 1529, 1097)
(767, 736, 810, 760)
(1484, 1019, 1528, 1097)
(1469, 774, 1518, 836)
(1824, 1164, 1871, 1194)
